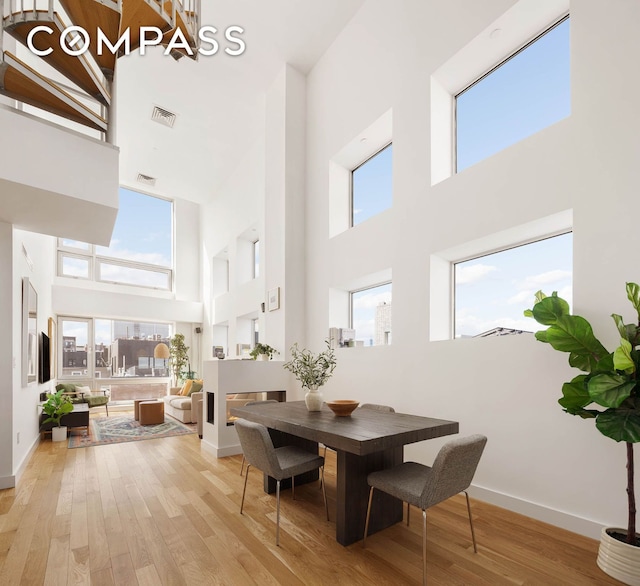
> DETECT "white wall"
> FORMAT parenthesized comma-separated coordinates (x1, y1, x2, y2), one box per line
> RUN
(0, 106, 119, 245)
(301, 0, 640, 539)
(11, 229, 56, 486)
(201, 136, 266, 359)
(0, 222, 13, 488)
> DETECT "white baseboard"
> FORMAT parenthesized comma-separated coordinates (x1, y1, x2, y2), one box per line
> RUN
(0, 474, 15, 489)
(1, 434, 41, 490)
(469, 485, 604, 540)
(200, 438, 242, 458)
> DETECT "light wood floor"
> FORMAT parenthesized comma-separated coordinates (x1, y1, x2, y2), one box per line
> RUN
(0, 421, 620, 585)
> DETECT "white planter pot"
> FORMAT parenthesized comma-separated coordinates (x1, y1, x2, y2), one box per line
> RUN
(51, 426, 67, 442)
(256, 354, 268, 361)
(597, 527, 640, 585)
(304, 388, 323, 411)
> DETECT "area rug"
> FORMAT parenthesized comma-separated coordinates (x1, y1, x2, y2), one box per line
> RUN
(68, 415, 196, 448)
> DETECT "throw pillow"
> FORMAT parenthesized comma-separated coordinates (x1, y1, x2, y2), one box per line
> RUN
(75, 385, 92, 394)
(180, 379, 193, 396)
(188, 380, 203, 396)
(56, 382, 77, 394)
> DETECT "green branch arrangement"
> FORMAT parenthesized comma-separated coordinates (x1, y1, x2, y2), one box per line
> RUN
(283, 339, 337, 390)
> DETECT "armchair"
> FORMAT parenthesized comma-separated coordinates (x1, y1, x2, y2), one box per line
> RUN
(55, 383, 110, 415)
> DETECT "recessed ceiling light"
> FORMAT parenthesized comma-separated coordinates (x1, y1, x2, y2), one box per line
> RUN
(360, 137, 368, 143)
(490, 28, 502, 39)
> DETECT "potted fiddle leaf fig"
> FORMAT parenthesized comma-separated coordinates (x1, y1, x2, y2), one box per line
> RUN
(525, 283, 640, 585)
(41, 389, 74, 442)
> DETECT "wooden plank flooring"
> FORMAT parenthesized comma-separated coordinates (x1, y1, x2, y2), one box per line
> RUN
(0, 418, 620, 585)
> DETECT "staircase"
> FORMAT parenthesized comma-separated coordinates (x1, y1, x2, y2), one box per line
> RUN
(0, 0, 201, 142)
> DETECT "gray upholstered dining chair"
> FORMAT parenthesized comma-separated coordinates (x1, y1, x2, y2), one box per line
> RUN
(239, 400, 279, 475)
(363, 434, 487, 586)
(235, 418, 330, 546)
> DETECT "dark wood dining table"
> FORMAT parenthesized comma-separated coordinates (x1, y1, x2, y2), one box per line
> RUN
(231, 400, 459, 546)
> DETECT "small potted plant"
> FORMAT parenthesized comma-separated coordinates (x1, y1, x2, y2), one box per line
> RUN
(250, 343, 279, 361)
(41, 389, 74, 442)
(283, 339, 337, 411)
(526, 284, 640, 585)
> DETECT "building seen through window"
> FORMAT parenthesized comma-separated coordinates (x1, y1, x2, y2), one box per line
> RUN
(351, 283, 392, 346)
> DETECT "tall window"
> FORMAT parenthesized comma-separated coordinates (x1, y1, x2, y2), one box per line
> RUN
(351, 283, 392, 346)
(58, 189, 173, 290)
(456, 16, 570, 172)
(454, 232, 572, 338)
(253, 240, 260, 278)
(351, 144, 393, 226)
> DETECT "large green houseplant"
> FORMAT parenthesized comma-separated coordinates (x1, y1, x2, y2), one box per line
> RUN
(169, 333, 191, 386)
(526, 283, 640, 569)
(41, 389, 74, 441)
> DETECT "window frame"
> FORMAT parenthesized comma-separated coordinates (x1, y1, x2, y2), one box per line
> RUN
(349, 280, 393, 347)
(350, 142, 393, 228)
(452, 230, 573, 339)
(253, 239, 260, 279)
(56, 190, 174, 291)
(453, 14, 570, 174)
(58, 251, 92, 280)
(57, 315, 174, 403)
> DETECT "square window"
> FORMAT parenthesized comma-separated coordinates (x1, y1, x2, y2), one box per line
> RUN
(351, 144, 392, 226)
(59, 253, 90, 279)
(454, 232, 572, 338)
(456, 16, 570, 172)
(350, 282, 392, 346)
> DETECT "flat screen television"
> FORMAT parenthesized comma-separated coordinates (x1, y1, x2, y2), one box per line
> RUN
(39, 331, 51, 384)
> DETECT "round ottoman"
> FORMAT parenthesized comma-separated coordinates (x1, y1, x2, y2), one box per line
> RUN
(139, 401, 164, 425)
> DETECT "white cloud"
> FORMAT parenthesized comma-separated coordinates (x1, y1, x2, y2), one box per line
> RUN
(353, 291, 392, 311)
(521, 269, 572, 290)
(99, 263, 169, 288)
(456, 264, 497, 285)
(101, 247, 171, 267)
(507, 289, 536, 305)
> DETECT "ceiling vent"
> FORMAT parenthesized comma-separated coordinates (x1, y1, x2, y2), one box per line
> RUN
(137, 173, 157, 187)
(151, 105, 177, 128)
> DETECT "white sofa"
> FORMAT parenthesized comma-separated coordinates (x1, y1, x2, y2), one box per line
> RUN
(163, 387, 203, 424)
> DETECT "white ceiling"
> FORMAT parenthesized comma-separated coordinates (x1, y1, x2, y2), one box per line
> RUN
(115, 0, 365, 204)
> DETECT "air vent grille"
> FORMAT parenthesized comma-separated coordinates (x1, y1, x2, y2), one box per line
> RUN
(137, 174, 157, 186)
(151, 106, 177, 128)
